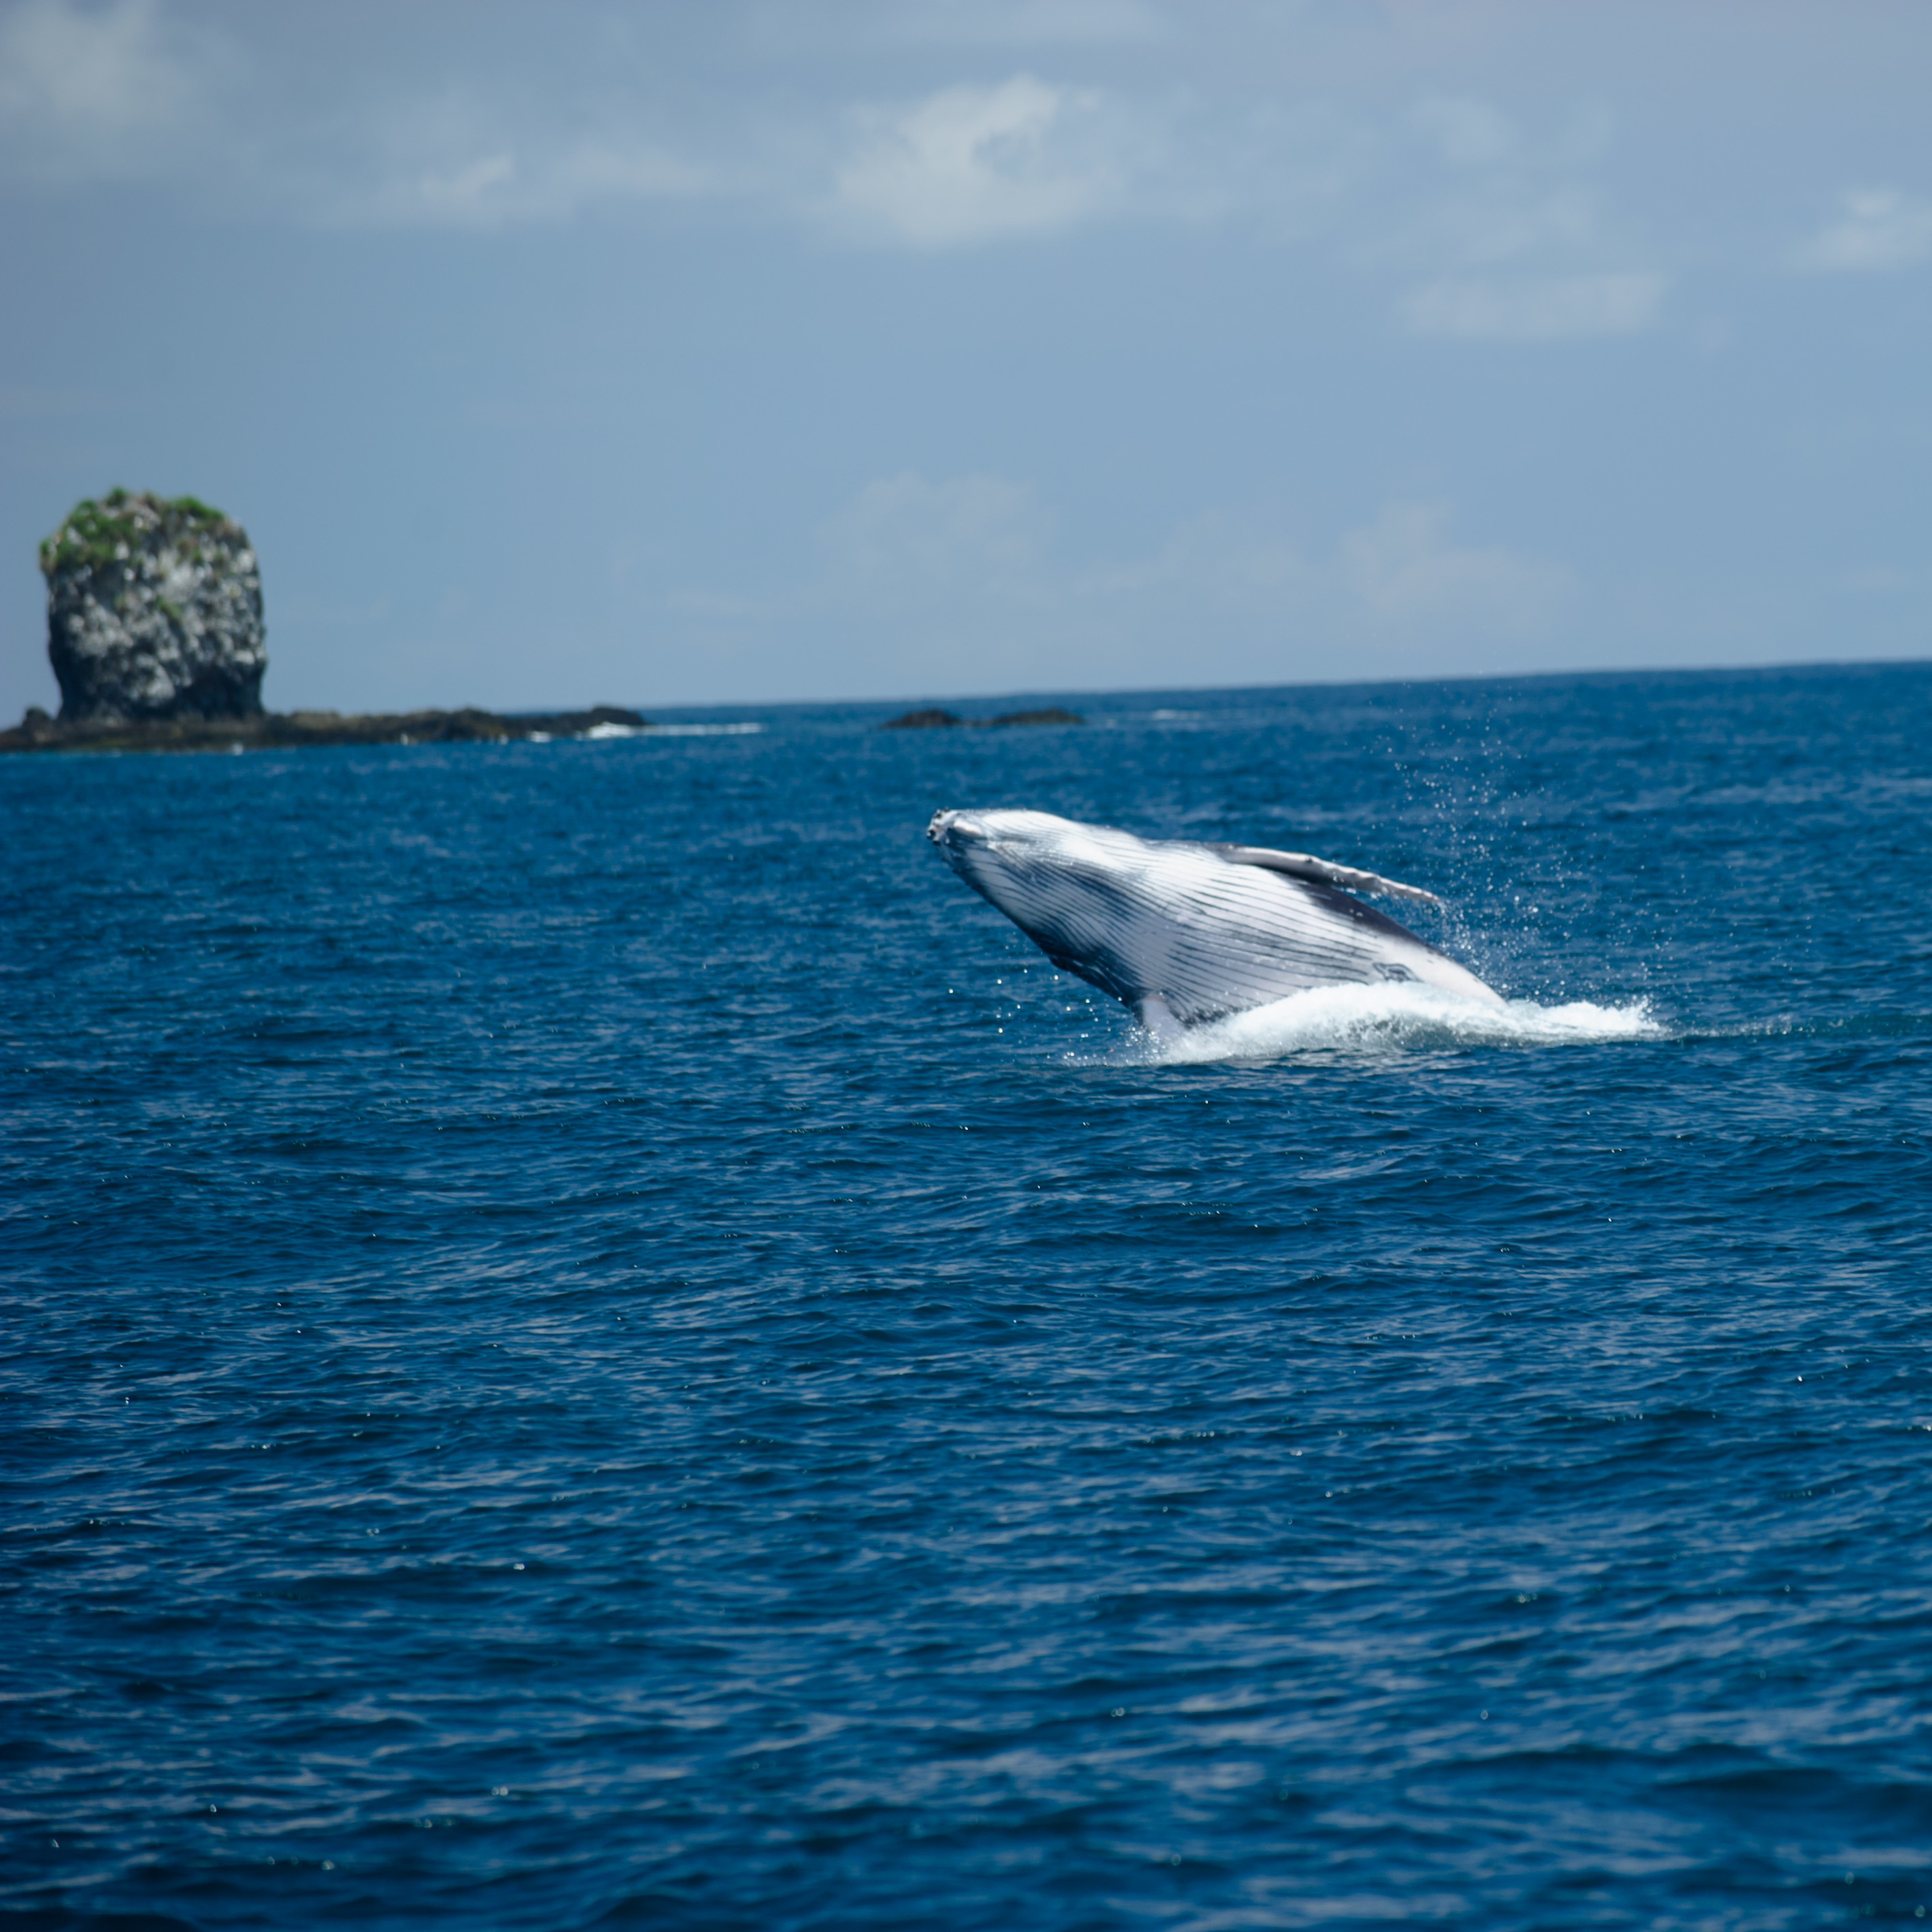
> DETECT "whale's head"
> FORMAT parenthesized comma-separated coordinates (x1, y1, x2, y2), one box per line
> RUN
(927, 808, 1161, 1005)
(927, 808, 1104, 894)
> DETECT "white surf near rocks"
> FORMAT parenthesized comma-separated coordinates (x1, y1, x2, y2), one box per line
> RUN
(927, 807, 1505, 1035)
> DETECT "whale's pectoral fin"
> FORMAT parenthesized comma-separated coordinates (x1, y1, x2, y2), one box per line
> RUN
(1133, 994, 1186, 1042)
(1212, 844, 1444, 909)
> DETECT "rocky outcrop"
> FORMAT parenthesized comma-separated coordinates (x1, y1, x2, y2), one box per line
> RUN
(881, 705, 1084, 729)
(39, 490, 266, 721)
(0, 704, 652, 756)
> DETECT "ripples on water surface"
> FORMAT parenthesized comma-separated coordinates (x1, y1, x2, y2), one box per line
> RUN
(4, 665, 1932, 1930)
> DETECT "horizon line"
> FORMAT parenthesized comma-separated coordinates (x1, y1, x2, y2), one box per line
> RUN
(466, 651, 1932, 721)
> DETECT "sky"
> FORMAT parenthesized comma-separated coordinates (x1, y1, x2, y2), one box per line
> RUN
(2, 0, 1929, 717)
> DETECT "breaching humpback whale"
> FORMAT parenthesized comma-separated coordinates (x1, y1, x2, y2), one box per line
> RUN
(927, 808, 1503, 1033)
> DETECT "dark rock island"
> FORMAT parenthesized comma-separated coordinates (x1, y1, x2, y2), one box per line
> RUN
(4, 489, 651, 754)
(0, 703, 653, 754)
(882, 706, 1084, 729)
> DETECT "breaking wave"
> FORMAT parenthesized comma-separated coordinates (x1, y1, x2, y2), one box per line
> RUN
(1117, 982, 1663, 1064)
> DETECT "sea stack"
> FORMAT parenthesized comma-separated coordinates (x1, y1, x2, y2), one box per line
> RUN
(39, 490, 266, 721)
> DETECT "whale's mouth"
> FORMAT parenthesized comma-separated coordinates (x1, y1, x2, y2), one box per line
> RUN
(927, 809, 989, 850)
(928, 811, 1019, 894)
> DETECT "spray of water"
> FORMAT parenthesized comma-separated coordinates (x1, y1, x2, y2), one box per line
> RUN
(1106, 982, 1662, 1065)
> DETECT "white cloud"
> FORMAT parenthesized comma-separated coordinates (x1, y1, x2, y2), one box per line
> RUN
(1413, 96, 1517, 168)
(820, 472, 1052, 602)
(870, 0, 1169, 47)
(1113, 506, 1316, 615)
(708, 474, 1573, 691)
(1109, 499, 1568, 643)
(0, 5, 1645, 287)
(346, 138, 708, 229)
(1418, 184, 1605, 270)
(0, 0, 219, 176)
(0, 3, 1670, 306)
(1377, 94, 1666, 346)
(1403, 271, 1664, 340)
(408, 151, 516, 222)
(1794, 188, 1932, 272)
(0, 0, 186, 129)
(559, 142, 711, 201)
(0, 1, 710, 225)
(1337, 502, 1571, 633)
(832, 73, 1116, 246)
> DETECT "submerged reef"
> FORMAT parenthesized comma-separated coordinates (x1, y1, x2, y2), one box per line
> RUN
(40, 490, 266, 722)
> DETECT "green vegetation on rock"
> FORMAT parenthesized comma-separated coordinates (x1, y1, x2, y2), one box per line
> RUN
(38, 489, 236, 576)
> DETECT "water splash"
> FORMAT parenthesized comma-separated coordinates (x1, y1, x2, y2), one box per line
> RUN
(1113, 983, 1662, 1064)
(584, 721, 764, 739)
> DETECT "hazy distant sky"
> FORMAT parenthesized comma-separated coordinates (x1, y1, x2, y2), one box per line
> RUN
(2, 1, 1928, 715)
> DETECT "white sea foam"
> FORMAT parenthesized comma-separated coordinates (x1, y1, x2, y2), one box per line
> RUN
(1118, 982, 1662, 1064)
(579, 721, 763, 739)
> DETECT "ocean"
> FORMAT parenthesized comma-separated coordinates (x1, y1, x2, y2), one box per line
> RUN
(4, 662, 1930, 1930)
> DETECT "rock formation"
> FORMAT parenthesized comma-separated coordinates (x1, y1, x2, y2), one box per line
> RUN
(39, 490, 266, 721)
(0, 702, 654, 756)
(881, 705, 1084, 729)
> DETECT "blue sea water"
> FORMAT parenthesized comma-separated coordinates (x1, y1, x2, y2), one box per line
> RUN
(4, 663, 1932, 1931)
